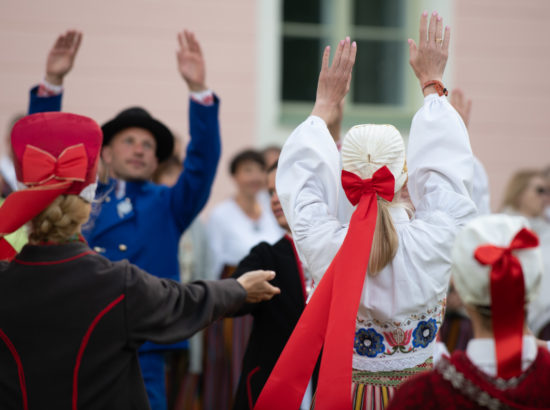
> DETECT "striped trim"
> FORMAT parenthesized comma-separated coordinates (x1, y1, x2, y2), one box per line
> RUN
(72, 294, 125, 410)
(0, 329, 28, 410)
(351, 358, 433, 387)
(15, 250, 94, 266)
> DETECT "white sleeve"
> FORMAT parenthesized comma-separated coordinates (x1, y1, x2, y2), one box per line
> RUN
(408, 94, 477, 225)
(472, 156, 491, 215)
(276, 116, 348, 284)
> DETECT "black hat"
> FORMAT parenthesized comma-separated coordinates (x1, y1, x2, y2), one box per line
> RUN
(101, 107, 174, 162)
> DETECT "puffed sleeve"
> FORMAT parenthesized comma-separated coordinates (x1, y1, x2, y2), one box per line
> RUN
(124, 262, 246, 348)
(407, 94, 477, 225)
(276, 116, 348, 284)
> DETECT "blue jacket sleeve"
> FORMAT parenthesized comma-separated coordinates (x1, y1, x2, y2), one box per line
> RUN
(28, 86, 62, 114)
(168, 95, 221, 232)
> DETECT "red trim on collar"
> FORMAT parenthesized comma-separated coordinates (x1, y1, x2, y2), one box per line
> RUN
(15, 250, 94, 266)
(0, 328, 28, 410)
(72, 294, 125, 410)
(284, 234, 306, 302)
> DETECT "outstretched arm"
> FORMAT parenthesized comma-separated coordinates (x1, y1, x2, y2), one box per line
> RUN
(406, 12, 476, 225)
(276, 39, 356, 284)
(28, 30, 82, 114)
(169, 30, 221, 231)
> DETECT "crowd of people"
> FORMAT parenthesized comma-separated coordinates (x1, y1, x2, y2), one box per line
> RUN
(0, 9, 550, 410)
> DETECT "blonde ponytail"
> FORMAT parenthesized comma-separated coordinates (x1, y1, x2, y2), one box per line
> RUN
(29, 195, 91, 244)
(368, 198, 399, 276)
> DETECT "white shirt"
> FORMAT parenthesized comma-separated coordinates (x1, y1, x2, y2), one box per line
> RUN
(206, 194, 284, 280)
(276, 94, 477, 372)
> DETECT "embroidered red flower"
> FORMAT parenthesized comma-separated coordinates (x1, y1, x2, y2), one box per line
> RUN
(383, 328, 413, 348)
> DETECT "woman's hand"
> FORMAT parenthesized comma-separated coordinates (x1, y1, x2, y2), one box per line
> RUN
(408, 11, 450, 95)
(237, 270, 281, 303)
(311, 37, 357, 126)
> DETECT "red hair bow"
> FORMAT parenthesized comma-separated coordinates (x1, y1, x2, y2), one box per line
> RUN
(474, 228, 539, 379)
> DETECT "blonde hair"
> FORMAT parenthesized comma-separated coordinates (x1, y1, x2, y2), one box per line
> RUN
(368, 197, 400, 276)
(29, 195, 91, 243)
(501, 169, 543, 212)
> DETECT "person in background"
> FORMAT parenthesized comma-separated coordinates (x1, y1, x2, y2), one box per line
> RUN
(260, 145, 281, 170)
(0, 111, 280, 410)
(388, 214, 550, 409)
(204, 149, 284, 410)
(230, 161, 312, 410)
(28, 29, 222, 410)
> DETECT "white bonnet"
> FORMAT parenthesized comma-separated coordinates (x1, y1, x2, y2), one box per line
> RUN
(341, 124, 407, 192)
(452, 214, 543, 307)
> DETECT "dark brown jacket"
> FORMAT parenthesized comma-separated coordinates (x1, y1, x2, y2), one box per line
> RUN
(0, 242, 246, 409)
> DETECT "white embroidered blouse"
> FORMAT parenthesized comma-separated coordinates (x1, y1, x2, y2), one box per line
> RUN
(276, 94, 477, 372)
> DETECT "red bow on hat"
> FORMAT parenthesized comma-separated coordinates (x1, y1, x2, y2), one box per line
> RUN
(255, 166, 395, 410)
(474, 228, 539, 379)
(22, 144, 88, 186)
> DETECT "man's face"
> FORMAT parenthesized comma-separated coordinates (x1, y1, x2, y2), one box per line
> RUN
(101, 127, 158, 181)
(267, 170, 289, 231)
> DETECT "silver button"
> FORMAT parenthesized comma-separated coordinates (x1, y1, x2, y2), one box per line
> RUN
(118, 244, 127, 252)
(93, 246, 105, 253)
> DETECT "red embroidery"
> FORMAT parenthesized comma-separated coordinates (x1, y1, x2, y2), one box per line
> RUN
(247, 366, 261, 409)
(15, 250, 94, 266)
(0, 328, 28, 410)
(72, 294, 125, 410)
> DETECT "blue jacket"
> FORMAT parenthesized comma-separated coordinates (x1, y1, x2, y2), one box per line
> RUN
(28, 87, 221, 352)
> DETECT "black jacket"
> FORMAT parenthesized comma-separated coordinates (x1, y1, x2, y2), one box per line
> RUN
(232, 236, 306, 410)
(0, 242, 246, 409)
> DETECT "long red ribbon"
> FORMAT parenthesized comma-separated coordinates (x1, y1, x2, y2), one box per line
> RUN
(474, 228, 539, 379)
(254, 166, 394, 410)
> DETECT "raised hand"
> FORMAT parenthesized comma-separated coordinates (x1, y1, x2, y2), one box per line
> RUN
(45, 30, 83, 86)
(176, 30, 207, 92)
(236, 270, 281, 303)
(408, 11, 450, 95)
(449, 88, 472, 127)
(311, 37, 357, 126)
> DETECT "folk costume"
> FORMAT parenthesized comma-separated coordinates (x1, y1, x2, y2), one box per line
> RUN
(28, 84, 221, 409)
(255, 94, 477, 410)
(388, 214, 550, 409)
(0, 112, 247, 410)
(230, 235, 308, 410)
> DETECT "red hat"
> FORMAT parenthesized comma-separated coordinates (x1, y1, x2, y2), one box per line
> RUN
(0, 112, 102, 260)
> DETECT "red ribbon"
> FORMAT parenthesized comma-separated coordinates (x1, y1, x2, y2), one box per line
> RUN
(254, 166, 395, 410)
(474, 228, 539, 379)
(22, 144, 88, 185)
(0, 144, 89, 261)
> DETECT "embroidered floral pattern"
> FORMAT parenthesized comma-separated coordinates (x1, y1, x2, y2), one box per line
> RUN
(354, 328, 385, 357)
(354, 300, 445, 359)
(412, 318, 438, 348)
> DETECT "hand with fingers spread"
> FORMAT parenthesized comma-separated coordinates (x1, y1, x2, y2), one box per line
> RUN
(45, 30, 83, 86)
(408, 11, 450, 95)
(176, 30, 207, 92)
(449, 88, 472, 127)
(236, 270, 281, 303)
(311, 37, 357, 126)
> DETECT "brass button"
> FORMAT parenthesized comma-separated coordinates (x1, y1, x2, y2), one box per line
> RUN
(118, 244, 127, 252)
(105, 196, 111, 203)
(93, 246, 105, 253)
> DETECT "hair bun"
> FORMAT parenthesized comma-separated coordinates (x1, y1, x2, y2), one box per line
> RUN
(341, 124, 407, 192)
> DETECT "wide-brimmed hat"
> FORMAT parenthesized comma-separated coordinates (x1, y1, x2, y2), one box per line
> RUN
(101, 107, 174, 162)
(0, 112, 102, 260)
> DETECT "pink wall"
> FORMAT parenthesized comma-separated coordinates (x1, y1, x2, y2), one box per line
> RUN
(453, 0, 550, 211)
(0, 0, 257, 213)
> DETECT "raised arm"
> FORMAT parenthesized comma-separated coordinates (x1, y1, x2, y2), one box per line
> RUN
(276, 38, 356, 283)
(168, 30, 221, 231)
(28, 30, 82, 114)
(406, 12, 476, 223)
